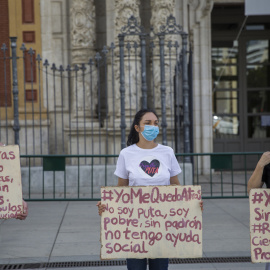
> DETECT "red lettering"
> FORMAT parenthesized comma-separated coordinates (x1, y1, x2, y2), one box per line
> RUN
(122, 193, 130, 203)
(0, 185, 9, 192)
(9, 151, 15, 160)
(130, 188, 143, 202)
(123, 227, 131, 239)
(114, 243, 121, 252)
(264, 191, 270, 207)
(104, 216, 139, 230)
(262, 222, 270, 234)
(105, 242, 148, 254)
(105, 243, 113, 254)
(114, 189, 124, 203)
(166, 231, 201, 247)
(1, 152, 9, 160)
(122, 244, 129, 252)
(132, 232, 140, 239)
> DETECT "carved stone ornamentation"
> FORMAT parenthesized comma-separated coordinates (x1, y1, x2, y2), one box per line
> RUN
(70, 0, 96, 63)
(202, 0, 214, 17)
(188, 0, 213, 23)
(113, 0, 141, 120)
(150, 0, 177, 115)
(150, 0, 175, 33)
(188, 0, 200, 11)
(114, 0, 140, 43)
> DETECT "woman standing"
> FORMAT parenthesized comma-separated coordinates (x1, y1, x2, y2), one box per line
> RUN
(97, 109, 203, 270)
(248, 151, 270, 270)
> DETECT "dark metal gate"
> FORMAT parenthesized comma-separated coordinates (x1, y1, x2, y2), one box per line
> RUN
(0, 15, 192, 160)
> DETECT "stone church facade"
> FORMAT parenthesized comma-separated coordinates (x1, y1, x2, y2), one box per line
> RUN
(40, 0, 213, 157)
(1, 0, 270, 172)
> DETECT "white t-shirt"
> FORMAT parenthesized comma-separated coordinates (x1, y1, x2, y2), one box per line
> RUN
(114, 144, 182, 186)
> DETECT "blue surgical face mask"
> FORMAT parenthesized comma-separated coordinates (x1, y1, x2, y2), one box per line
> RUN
(141, 125, 159, 141)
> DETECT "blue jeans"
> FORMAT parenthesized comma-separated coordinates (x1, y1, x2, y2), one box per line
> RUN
(127, 258, 169, 270)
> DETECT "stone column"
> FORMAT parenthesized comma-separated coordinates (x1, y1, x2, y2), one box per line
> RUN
(70, 0, 96, 64)
(187, 0, 214, 173)
(150, 0, 178, 147)
(39, 0, 71, 155)
(69, 0, 98, 156)
(107, 0, 141, 148)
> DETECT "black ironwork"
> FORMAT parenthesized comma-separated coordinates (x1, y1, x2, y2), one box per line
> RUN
(10, 37, 20, 145)
(159, 14, 183, 35)
(1, 15, 192, 160)
(120, 15, 145, 36)
(1, 43, 8, 143)
(37, 54, 43, 154)
(118, 34, 126, 150)
(181, 33, 191, 162)
(140, 34, 147, 109)
(59, 64, 65, 154)
(158, 33, 168, 145)
(44, 59, 50, 154)
(174, 44, 182, 156)
(20, 43, 28, 154)
(110, 43, 116, 157)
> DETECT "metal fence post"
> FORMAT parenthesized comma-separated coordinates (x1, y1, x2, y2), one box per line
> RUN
(181, 33, 191, 162)
(188, 45, 194, 155)
(174, 57, 181, 155)
(10, 37, 20, 145)
(158, 33, 167, 146)
(119, 34, 126, 149)
(140, 34, 147, 109)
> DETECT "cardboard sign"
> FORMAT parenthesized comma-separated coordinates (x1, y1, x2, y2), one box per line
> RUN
(0, 145, 23, 219)
(100, 185, 202, 259)
(250, 189, 270, 263)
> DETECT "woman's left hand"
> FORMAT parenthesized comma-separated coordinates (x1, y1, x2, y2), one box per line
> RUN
(199, 201, 203, 212)
(16, 200, 28, 220)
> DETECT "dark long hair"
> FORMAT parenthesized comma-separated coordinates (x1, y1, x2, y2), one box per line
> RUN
(127, 109, 159, 146)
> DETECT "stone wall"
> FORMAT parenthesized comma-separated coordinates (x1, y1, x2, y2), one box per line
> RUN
(38, 0, 215, 172)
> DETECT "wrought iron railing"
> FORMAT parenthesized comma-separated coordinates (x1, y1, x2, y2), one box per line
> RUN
(21, 152, 263, 201)
(0, 15, 193, 160)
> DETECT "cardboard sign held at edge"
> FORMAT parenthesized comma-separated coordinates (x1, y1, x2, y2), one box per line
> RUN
(100, 185, 202, 259)
(0, 145, 23, 219)
(249, 189, 270, 263)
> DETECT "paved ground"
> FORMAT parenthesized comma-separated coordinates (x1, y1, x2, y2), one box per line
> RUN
(0, 199, 266, 269)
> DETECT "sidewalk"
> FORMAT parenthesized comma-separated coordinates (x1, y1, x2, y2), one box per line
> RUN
(0, 199, 265, 269)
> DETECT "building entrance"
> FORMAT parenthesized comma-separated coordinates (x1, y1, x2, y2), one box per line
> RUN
(211, 4, 270, 169)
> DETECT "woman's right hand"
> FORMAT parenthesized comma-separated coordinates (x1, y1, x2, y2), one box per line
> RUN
(258, 152, 270, 168)
(96, 201, 106, 216)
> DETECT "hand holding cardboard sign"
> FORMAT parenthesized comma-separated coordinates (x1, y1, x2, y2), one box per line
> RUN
(96, 201, 106, 216)
(16, 200, 28, 220)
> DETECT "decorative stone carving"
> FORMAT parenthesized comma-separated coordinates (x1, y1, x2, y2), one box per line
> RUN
(187, 0, 213, 53)
(70, 0, 96, 63)
(150, 0, 175, 32)
(188, 0, 200, 11)
(188, 0, 213, 23)
(113, 0, 141, 120)
(115, 0, 140, 40)
(150, 0, 177, 116)
(69, 0, 98, 155)
(202, 0, 214, 17)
